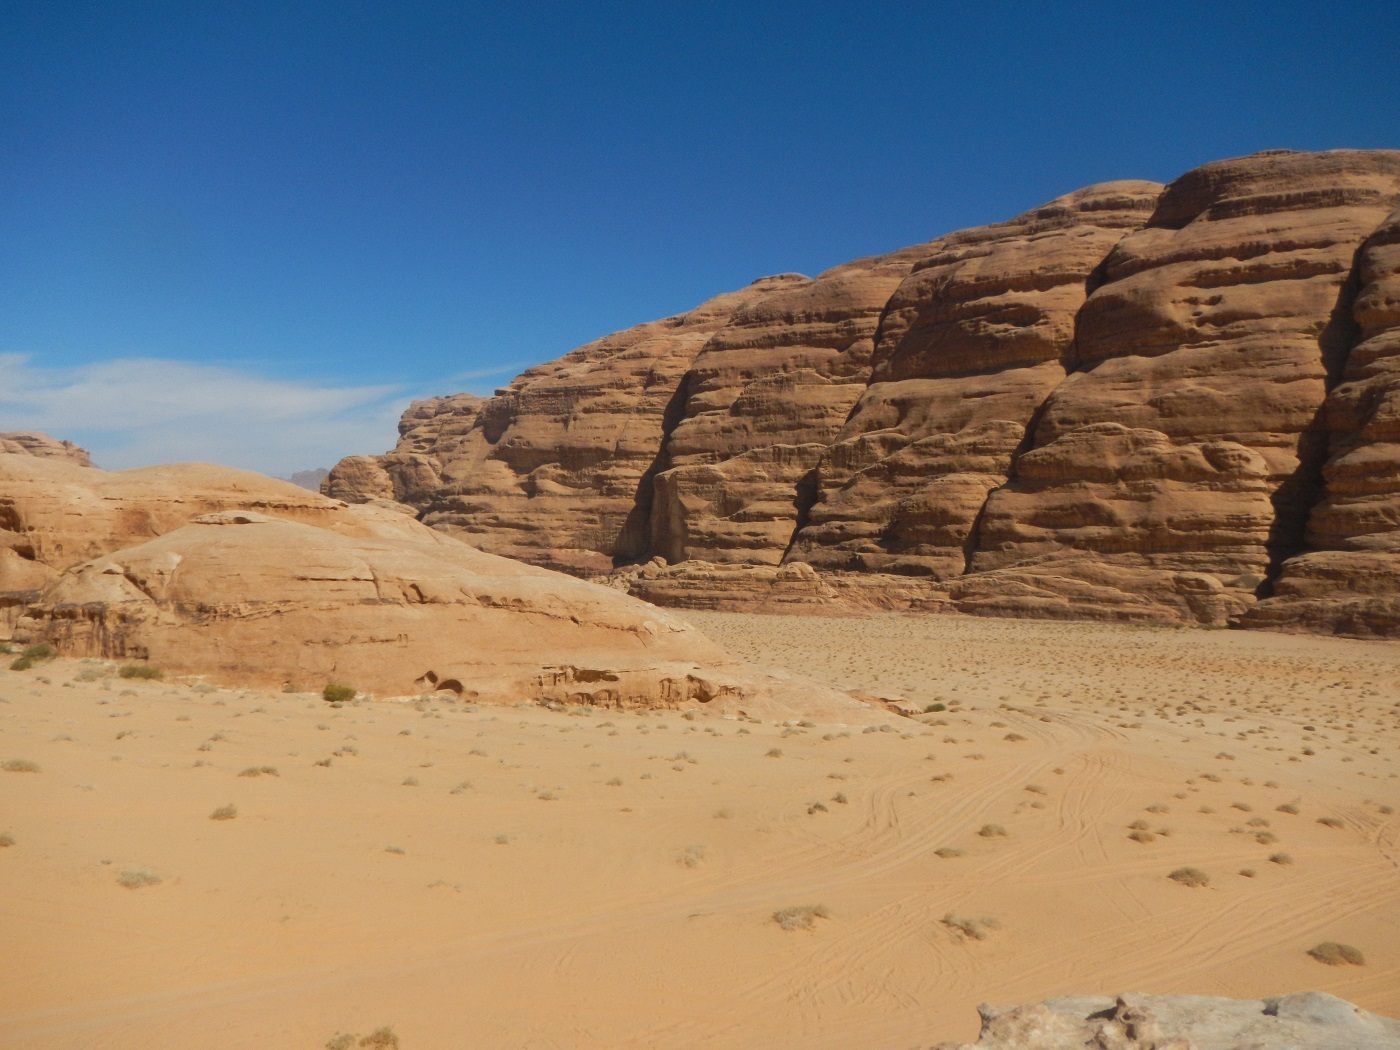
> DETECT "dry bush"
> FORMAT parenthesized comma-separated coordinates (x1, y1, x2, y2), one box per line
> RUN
(772, 904, 829, 931)
(1128, 829, 1156, 844)
(1168, 867, 1210, 887)
(942, 913, 1001, 940)
(1269, 852, 1293, 865)
(977, 823, 1007, 838)
(237, 766, 278, 778)
(2, 759, 40, 773)
(117, 868, 162, 889)
(934, 847, 964, 858)
(1276, 802, 1300, 815)
(676, 845, 706, 868)
(1307, 942, 1364, 966)
(118, 665, 163, 680)
(0, 832, 14, 848)
(209, 804, 237, 821)
(1316, 816, 1344, 828)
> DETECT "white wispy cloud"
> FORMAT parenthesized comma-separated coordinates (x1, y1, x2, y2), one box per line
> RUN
(0, 353, 415, 477)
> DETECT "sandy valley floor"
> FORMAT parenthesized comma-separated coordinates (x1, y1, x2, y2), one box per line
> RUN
(1, 612, 1398, 1049)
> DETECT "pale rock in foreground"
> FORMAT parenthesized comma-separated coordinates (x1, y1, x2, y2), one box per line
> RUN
(3, 453, 865, 715)
(933, 992, 1400, 1050)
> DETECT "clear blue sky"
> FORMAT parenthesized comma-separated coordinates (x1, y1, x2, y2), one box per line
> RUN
(3, 0, 1398, 474)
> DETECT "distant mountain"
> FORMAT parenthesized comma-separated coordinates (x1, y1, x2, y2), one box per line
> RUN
(285, 468, 329, 491)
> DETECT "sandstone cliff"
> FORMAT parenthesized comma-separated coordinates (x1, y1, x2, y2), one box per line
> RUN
(327, 149, 1400, 634)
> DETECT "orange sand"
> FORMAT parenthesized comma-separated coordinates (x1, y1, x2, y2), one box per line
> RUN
(2, 612, 1397, 1048)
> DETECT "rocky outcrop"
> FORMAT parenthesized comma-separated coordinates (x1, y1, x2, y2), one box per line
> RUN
(0, 432, 93, 466)
(933, 992, 1400, 1050)
(2, 455, 869, 715)
(329, 149, 1400, 634)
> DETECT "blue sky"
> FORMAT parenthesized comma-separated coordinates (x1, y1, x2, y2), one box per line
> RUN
(2, 0, 1398, 474)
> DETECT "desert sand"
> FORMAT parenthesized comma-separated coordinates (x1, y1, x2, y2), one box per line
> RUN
(2, 612, 1397, 1049)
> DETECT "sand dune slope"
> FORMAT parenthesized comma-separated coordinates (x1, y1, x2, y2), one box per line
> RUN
(1, 613, 1397, 1049)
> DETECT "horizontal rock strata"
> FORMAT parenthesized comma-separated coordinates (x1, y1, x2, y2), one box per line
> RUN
(329, 149, 1400, 634)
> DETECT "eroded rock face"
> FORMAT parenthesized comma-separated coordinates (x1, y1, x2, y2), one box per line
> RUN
(932, 992, 1400, 1050)
(329, 149, 1400, 634)
(1244, 205, 1400, 634)
(963, 150, 1400, 623)
(651, 245, 935, 565)
(325, 281, 806, 576)
(788, 180, 1163, 580)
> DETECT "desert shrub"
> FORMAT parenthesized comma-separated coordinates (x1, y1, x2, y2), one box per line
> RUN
(1168, 867, 1210, 887)
(1269, 852, 1293, 865)
(209, 804, 237, 821)
(21, 644, 54, 660)
(237, 766, 278, 777)
(772, 904, 829, 931)
(322, 683, 356, 703)
(765, 747, 783, 758)
(117, 868, 162, 889)
(359, 1028, 399, 1049)
(118, 664, 163, 680)
(677, 844, 706, 868)
(924, 703, 946, 713)
(934, 847, 964, 859)
(942, 913, 1001, 940)
(1128, 829, 1156, 844)
(2, 759, 40, 773)
(0, 832, 14, 847)
(1276, 802, 1300, 815)
(1307, 941, 1365, 966)
(977, 823, 1007, 838)
(1316, 816, 1344, 828)
(326, 1035, 355, 1050)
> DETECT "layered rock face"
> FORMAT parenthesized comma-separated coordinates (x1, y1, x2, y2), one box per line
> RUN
(788, 181, 1163, 580)
(3, 451, 866, 714)
(933, 992, 1400, 1050)
(326, 280, 807, 576)
(650, 244, 935, 565)
(1244, 205, 1400, 635)
(329, 149, 1400, 633)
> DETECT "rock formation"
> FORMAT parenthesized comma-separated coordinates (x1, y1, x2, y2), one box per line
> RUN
(2, 451, 868, 715)
(932, 991, 1400, 1050)
(0, 431, 93, 465)
(329, 149, 1400, 634)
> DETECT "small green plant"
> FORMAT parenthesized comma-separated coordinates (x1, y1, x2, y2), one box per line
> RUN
(772, 904, 829, 931)
(2, 759, 40, 773)
(323, 683, 356, 703)
(117, 868, 162, 889)
(1307, 941, 1364, 966)
(209, 804, 238, 821)
(9, 644, 55, 671)
(118, 664, 163, 680)
(924, 703, 946, 713)
(1168, 866, 1210, 887)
